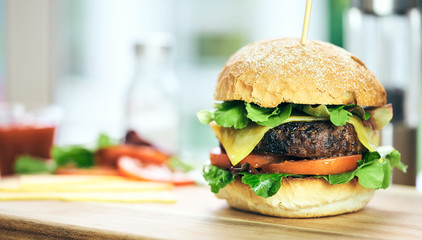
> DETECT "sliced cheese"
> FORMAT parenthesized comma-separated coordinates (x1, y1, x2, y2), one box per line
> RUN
(19, 175, 124, 186)
(211, 116, 377, 165)
(0, 175, 173, 193)
(0, 191, 176, 203)
(210, 122, 271, 166)
(0, 175, 176, 203)
(347, 116, 377, 152)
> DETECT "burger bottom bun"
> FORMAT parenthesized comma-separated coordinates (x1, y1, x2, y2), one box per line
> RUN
(216, 177, 374, 218)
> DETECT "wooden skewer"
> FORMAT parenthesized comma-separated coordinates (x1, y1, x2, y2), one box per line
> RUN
(301, 0, 313, 46)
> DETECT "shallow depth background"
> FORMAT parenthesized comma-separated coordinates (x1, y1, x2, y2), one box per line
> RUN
(0, 0, 420, 187)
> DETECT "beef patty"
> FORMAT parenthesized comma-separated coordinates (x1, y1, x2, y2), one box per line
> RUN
(252, 121, 364, 159)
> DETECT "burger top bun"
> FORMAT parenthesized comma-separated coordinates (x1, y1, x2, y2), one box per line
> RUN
(214, 38, 386, 108)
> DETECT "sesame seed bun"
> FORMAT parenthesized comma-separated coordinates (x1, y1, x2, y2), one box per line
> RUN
(214, 38, 386, 107)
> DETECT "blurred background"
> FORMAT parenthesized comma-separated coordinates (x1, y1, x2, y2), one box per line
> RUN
(0, 0, 421, 188)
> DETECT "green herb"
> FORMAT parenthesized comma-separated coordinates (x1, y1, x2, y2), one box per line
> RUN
(14, 156, 55, 174)
(198, 101, 392, 130)
(203, 165, 235, 193)
(364, 151, 382, 162)
(325, 170, 355, 185)
(328, 106, 353, 126)
(240, 172, 305, 198)
(253, 104, 292, 127)
(386, 149, 407, 172)
(52, 134, 116, 168)
(97, 133, 118, 149)
(14, 133, 120, 174)
(241, 173, 282, 198)
(168, 156, 196, 172)
(52, 146, 95, 168)
(300, 105, 331, 118)
(356, 160, 390, 189)
(214, 101, 250, 129)
(196, 110, 214, 125)
(245, 103, 279, 122)
(327, 149, 405, 190)
(199, 101, 294, 129)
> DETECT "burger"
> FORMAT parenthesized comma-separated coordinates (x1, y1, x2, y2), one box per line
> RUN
(197, 38, 406, 218)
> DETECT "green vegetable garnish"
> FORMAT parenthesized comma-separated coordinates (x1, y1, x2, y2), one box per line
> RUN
(328, 106, 353, 126)
(198, 101, 382, 129)
(247, 103, 293, 127)
(241, 172, 304, 198)
(203, 165, 235, 193)
(14, 156, 55, 174)
(52, 146, 95, 168)
(214, 101, 250, 129)
(97, 133, 118, 149)
(203, 149, 406, 198)
(14, 133, 117, 174)
(168, 156, 197, 173)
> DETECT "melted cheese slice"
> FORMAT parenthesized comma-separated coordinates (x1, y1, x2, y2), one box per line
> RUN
(347, 116, 377, 152)
(210, 122, 271, 166)
(211, 116, 377, 165)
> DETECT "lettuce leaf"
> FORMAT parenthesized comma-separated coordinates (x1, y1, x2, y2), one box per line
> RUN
(203, 165, 235, 193)
(203, 148, 406, 198)
(14, 133, 120, 174)
(241, 172, 283, 198)
(326, 150, 404, 189)
(329, 106, 353, 126)
(52, 146, 95, 168)
(343, 105, 366, 120)
(241, 172, 304, 198)
(299, 105, 331, 118)
(385, 149, 407, 172)
(97, 133, 118, 149)
(245, 103, 279, 122)
(255, 104, 292, 127)
(198, 101, 389, 130)
(214, 101, 250, 129)
(197, 110, 215, 125)
(14, 156, 55, 174)
(365, 104, 393, 130)
(356, 160, 390, 189)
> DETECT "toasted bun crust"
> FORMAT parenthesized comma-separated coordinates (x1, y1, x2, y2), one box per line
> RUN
(215, 38, 386, 107)
(216, 177, 374, 218)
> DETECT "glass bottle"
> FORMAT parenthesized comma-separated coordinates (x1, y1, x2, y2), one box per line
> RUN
(125, 33, 179, 153)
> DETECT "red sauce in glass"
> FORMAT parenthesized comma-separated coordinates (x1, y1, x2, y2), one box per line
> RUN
(0, 125, 55, 176)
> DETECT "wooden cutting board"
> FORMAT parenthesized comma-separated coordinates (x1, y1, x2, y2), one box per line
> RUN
(0, 184, 421, 240)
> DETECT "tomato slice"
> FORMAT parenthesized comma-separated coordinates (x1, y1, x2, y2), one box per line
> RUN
(117, 156, 194, 186)
(210, 148, 361, 175)
(260, 155, 361, 175)
(210, 148, 279, 169)
(96, 145, 169, 167)
(55, 167, 121, 176)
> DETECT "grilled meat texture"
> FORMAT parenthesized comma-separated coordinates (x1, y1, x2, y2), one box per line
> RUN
(252, 121, 364, 159)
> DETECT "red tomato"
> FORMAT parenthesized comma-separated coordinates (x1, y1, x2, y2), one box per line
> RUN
(96, 145, 169, 167)
(210, 148, 278, 169)
(210, 148, 361, 175)
(260, 155, 361, 175)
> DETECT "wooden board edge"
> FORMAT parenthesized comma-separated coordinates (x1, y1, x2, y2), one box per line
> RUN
(0, 214, 156, 240)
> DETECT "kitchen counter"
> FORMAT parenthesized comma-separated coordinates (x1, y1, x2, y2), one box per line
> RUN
(0, 184, 421, 239)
